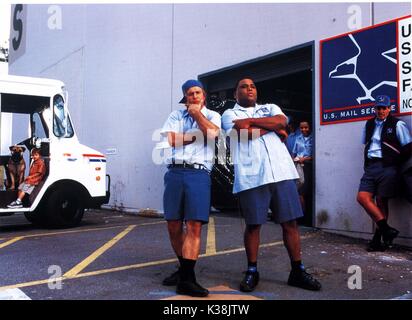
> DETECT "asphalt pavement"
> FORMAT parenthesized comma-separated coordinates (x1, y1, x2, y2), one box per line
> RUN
(0, 209, 411, 300)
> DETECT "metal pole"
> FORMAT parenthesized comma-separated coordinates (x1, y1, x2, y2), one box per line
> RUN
(370, 2, 375, 26)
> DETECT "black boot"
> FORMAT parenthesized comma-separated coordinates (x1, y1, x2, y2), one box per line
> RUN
(377, 220, 399, 247)
(176, 258, 209, 297)
(239, 271, 260, 292)
(366, 229, 385, 252)
(176, 279, 209, 297)
(382, 227, 399, 247)
(287, 269, 322, 291)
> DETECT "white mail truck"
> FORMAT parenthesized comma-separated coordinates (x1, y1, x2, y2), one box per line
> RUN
(0, 75, 110, 227)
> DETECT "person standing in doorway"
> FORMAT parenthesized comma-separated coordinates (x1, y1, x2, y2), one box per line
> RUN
(292, 120, 313, 221)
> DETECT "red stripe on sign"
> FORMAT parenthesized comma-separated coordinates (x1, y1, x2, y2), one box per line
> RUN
(324, 100, 396, 113)
(83, 154, 105, 158)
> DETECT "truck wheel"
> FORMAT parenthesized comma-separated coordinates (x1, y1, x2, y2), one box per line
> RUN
(24, 199, 48, 226)
(46, 187, 85, 227)
(24, 209, 47, 226)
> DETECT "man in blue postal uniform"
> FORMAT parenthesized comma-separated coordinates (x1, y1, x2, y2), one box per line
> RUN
(160, 79, 221, 297)
(222, 78, 321, 292)
(357, 95, 412, 252)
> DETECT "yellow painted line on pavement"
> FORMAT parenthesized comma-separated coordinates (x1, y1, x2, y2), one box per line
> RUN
(205, 216, 216, 255)
(23, 225, 128, 239)
(0, 233, 316, 291)
(201, 240, 282, 257)
(73, 257, 179, 279)
(200, 232, 316, 258)
(73, 236, 309, 279)
(75, 239, 292, 279)
(0, 236, 24, 249)
(0, 278, 57, 292)
(0, 257, 179, 292)
(0, 221, 165, 242)
(64, 225, 137, 278)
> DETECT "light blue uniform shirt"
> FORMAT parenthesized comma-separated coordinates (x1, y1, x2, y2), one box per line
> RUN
(362, 118, 412, 158)
(293, 134, 313, 158)
(222, 103, 298, 194)
(286, 130, 302, 155)
(161, 107, 221, 171)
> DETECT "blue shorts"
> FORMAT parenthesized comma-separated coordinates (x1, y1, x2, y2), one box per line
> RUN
(238, 180, 303, 225)
(358, 161, 399, 198)
(163, 168, 211, 223)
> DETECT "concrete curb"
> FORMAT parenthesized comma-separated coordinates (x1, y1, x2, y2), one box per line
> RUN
(100, 205, 164, 218)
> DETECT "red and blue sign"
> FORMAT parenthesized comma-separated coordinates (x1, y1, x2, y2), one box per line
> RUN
(320, 15, 412, 125)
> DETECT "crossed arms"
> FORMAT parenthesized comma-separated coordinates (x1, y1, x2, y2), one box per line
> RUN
(166, 111, 288, 148)
(232, 115, 288, 141)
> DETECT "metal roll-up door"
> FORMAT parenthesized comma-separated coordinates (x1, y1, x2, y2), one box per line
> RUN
(199, 43, 312, 92)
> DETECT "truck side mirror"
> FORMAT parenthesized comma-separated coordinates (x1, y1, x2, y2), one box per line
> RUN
(53, 95, 67, 138)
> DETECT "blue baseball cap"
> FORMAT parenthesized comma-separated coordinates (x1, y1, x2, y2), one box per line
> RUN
(179, 79, 204, 104)
(374, 95, 391, 108)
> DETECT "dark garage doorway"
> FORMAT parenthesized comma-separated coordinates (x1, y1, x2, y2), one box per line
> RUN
(199, 42, 315, 227)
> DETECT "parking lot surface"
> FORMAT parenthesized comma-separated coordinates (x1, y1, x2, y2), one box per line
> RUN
(0, 209, 411, 300)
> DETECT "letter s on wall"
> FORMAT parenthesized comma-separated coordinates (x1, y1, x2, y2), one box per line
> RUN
(12, 4, 23, 51)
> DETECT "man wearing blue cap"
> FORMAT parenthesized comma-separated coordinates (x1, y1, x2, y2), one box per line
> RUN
(357, 95, 412, 252)
(160, 79, 221, 297)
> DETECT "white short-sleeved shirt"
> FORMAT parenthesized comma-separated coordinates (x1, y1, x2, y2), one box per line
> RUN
(161, 107, 221, 171)
(361, 118, 412, 158)
(222, 103, 298, 193)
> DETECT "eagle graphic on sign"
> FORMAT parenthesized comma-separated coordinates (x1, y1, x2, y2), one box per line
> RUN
(328, 34, 397, 104)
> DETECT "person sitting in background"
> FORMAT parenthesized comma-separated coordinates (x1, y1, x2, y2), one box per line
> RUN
(292, 120, 313, 214)
(7, 148, 46, 208)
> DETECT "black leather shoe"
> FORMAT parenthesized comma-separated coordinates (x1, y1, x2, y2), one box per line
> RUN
(176, 280, 209, 297)
(288, 269, 321, 291)
(382, 227, 399, 247)
(162, 270, 180, 286)
(366, 240, 386, 252)
(239, 271, 259, 292)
